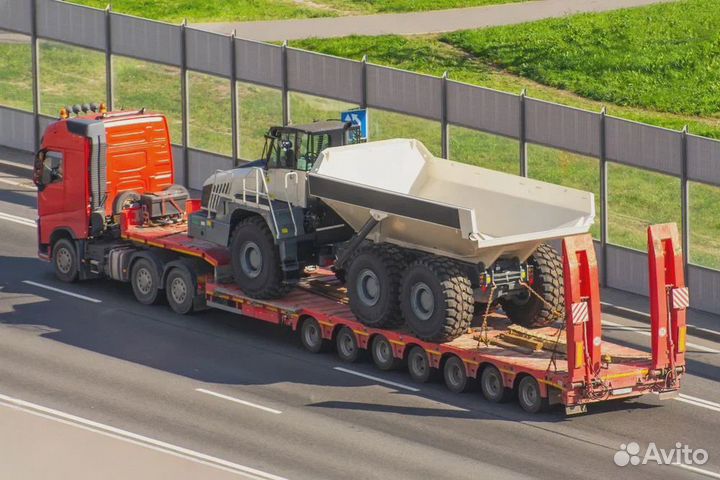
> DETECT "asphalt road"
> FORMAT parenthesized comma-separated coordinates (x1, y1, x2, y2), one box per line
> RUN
(0, 150, 719, 479)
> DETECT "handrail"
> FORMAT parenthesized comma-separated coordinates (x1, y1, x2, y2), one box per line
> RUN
(284, 171, 299, 236)
(239, 167, 280, 239)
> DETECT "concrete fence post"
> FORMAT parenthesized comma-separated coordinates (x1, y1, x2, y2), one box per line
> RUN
(180, 20, 189, 188)
(105, 5, 113, 110)
(230, 30, 239, 165)
(31, 0, 40, 150)
(681, 125, 690, 278)
(519, 89, 527, 177)
(281, 40, 289, 126)
(599, 106, 608, 286)
(361, 54, 368, 110)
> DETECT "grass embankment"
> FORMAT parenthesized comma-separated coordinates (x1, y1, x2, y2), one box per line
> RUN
(1, 0, 718, 267)
(68, 0, 523, 23)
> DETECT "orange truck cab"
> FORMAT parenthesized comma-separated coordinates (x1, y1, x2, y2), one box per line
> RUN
(34, 108, 184, 278)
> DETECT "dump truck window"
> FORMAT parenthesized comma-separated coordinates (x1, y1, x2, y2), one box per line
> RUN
(297, 133, 330, 172)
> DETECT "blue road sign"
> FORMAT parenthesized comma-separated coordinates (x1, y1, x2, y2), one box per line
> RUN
(341, 108, 368, 140)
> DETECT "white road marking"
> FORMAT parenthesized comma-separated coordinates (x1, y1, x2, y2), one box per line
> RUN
(676, 397, 720, 413)
(602, 320, 719, 353)
(602, 301, 720, 339)
(0, 211, 36, 228)
(0, 176, 35, 189)
(0, 392, 287, 480)
(679, 394, 720, 409)
(195, 388, 282, 415)
(674, 463, 720, 479)
(690, 325, 720, 338)
(333, 366, 420, 392)
(22, 280, 102, 304)
(0, 158, 33, 170)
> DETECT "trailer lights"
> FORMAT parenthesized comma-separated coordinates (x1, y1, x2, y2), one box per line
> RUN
(99, 102, 107, 114)
(59, 107, 69, 119)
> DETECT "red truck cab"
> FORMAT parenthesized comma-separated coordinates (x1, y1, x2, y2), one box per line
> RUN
(34, 109, 176, 270)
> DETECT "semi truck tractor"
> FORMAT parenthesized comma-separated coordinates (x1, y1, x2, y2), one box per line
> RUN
(32, 108, 685, 414)
(192, 137, 595, 342)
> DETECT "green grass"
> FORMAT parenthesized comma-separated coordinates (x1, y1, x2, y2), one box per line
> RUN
(68, 0, 523, 22)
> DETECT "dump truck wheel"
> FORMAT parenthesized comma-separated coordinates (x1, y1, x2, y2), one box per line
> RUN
(53, 238, 79, 283)
(347, 245, 404, 328)
(230, 216, 292, 299)
(502, 244, 564, 329)
(400, 257, 474, 343)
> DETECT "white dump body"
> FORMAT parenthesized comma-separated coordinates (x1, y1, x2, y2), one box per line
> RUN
(308, 139, 595, 266)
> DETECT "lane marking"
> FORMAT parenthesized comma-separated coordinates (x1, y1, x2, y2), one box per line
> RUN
(195, 388, 282, 415)
(0, 158, 33, 171)
(0, 211, 36, 228)
(333, 366, 420, 392)
(0, 392, 287, 480)
(22, 280, 102, 304)
(602, 320, 719, 353)
(675, 397, 720, 413)
(0, 177, 36, 189)
(674, 463, 720, 479)
(602, 301, 720, 339)
(679, 394, 720, 409)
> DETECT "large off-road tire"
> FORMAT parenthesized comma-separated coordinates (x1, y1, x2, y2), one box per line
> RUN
(347, 244, 404, 328)
(399, 257, 474, 343)
(502, 244, 564, 328)
(52, 238, 79, 283)
(230, 216, 292, 299)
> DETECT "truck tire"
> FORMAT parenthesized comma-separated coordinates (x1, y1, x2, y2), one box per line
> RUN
(407, 346, 435, 383)
(53, 238, 78, 283)
(230, 216, 292, 299)
(502, 244, 564, 329)
(517, 376, 549, 413)
(480, 365, 513, 403)
(347, 244, 404, 328)
(131, 258, 161, 305)
(400, 257, 474, 343)
(370, 335, 402, 371)
(165, 266, 196, 314)
(443, 356, 474, 393)
(335, 326, 360, 362)
(300, 317, 329, 353)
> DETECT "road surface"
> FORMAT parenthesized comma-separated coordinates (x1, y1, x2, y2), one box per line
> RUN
(0, 147, 718, 479)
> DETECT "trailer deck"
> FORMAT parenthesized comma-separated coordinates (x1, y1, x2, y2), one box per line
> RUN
(120, 211, 687, 414)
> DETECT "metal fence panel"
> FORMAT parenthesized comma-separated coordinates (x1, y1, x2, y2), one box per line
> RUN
(186, 27, 231, 78)
(688, 265, 720, 315)
(172, 144, 184, 187)
(37, 0, 105, 50)
(687, 134, 720, 186)
(0, 0, 32, 34)
(38, 114, 54, 137)
(446, 81, 519, 138)
(605, 116, 682, 176)
(366, 64, 442, 121)
(287, 49, 362, 105)
(605, 245, 649, 296)
(188, 148, 233, 190)
(110, 13, 182, 67)
(525, 98, 601, 157)
(235, 38, 282, 89)
(0, 107, 34, 151)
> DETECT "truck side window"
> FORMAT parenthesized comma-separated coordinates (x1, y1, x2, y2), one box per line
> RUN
(36, 150, 63, 186)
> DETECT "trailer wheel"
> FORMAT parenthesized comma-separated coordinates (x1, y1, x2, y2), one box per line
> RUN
(407, 346, 434, 383)
(347, 245, 404, 328)
(230, 216, 292, 299)
(400, 257, 473, 343)
(335, 327, 360, 362)
(502, 244, 564, 328)
(517, 376, 549, 413)
(370, 335, 402, 371)
(52, 238, 78, 283)
(131, 258, 161, 305)
(165, 267, 196, 315)
(443, 356, 474, 393)
(300, 317, 329, 353)
(480, 365, 513, 403)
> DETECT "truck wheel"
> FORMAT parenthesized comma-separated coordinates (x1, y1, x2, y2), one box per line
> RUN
(347, 245, 404, 328)
(53, 238, 78, 283)
(300, 317, 329, 353)
(335, 326, 360, 362)
(480, 365, 513, 403)
(114, 190, 140, 215)
(502, 244, 564, 329)
(517, 376, 549, 413)
(230, 216, 292, 299)
(400, 257, 473, 343)
(165, 267, 196, 315)
(131, 258, 161, 305)
(443, 356, 474, 393)
(407, 346, 435, 383)
(370, 335, 401, 371)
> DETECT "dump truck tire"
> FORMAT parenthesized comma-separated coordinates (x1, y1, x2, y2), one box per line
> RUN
(347, 244, 404, 328)
(400, 257, 474, 343)
(502, 244, 564, 328)
(230, 216, 292, 299)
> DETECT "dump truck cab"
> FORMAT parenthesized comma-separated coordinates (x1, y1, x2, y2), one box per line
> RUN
(34, 106, 184, 275)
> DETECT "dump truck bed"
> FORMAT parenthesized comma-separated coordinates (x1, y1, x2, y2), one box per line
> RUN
(308, 139, 595, 265)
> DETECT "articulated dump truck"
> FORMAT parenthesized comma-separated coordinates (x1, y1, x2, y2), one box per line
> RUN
(192, 138, 595, 342)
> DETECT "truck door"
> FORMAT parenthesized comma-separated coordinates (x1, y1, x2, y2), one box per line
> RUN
(265, 131, 307, 208)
